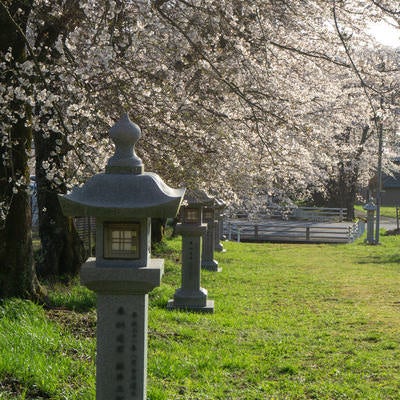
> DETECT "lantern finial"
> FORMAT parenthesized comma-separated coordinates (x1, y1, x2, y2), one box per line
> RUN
(106, 113, 144, 174)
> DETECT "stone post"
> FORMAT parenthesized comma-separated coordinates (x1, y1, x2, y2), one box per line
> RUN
(167, 222, 214, 313)
(363, 201, 376, 244)
(201, 206, 220, 272)
(81, 261, 163, 400)
(214, 199, 226, 252)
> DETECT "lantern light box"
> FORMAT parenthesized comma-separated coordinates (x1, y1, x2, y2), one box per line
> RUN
(103, 222, 140, 259)
(181, 206, 202, 224)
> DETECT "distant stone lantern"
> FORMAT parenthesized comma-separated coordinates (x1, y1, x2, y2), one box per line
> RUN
(58, 114, 185, 400)
(201, 197, 220, 272)
(182, 204, 203, 225)
(363, 200, 376, 245)
(168, 190, 214, 313)
(214, 198, 226, 253)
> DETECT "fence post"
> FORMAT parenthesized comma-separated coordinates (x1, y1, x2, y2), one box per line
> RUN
(228, 222, 232, 241)
(358, 220, 365, 237)
(237, 227, 241, 243)
(306, 224, 310, 241)
(255, 225, 258, 240)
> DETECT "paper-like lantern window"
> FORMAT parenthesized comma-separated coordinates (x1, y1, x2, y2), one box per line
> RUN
(183, 207, 201, 224)
(104, 222, 140, 259)
(203, 208, 214, 222)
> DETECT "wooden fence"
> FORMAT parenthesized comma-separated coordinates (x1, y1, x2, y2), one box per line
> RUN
(291, 207, 347, 222)
(224, 220, 364, 244)
(74, 216, 96, 257)
(248, 207, 348, 222)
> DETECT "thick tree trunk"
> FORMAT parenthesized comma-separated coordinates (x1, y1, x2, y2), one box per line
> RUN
(330, 186, 356, 221)
(313, 126, 370, 222)
(35, 187, 86, 277)
(0, 0, 44, 299)
(34, 133, 86, 278)
(0, 170, 42, 298)
(151, 218, 167, 248)
(323, 172, 357, 221)
(33, 2, 86, 278)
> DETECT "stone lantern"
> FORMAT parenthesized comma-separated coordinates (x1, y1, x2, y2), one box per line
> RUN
(214, 198, 226, 253)
(58, 114, 185, 400)
(201, 196, 220, 272)
(168, 189, 214, 313)
(363, 200, 376, 245)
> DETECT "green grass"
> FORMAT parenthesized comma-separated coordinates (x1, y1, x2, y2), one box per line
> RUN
(0, 299, 95, 399)
(379, 206, 399, 219)
(355, 205, 400, 219)
(2, 233, 400, 399)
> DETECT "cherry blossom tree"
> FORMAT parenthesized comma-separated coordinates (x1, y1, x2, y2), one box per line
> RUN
(1, 0, 399, 297)
(147, 0, 399, 217)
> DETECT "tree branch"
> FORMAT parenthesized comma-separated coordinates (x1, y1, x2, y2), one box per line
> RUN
(371, 0, 400, 18)
(269, 40, 351, 69)
(332, 1, 380, 123)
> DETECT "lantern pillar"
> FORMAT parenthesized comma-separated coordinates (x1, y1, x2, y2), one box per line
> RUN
(167, 221, 214, 313)
(201, 206, 220, 272)
(214, 199, 226, 253)
(81, 260, 163, 400)
(363, 201, 376, 245)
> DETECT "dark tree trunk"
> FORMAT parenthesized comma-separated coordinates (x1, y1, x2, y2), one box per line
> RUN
(325, 177, 356, 221)
(151, 218, 167, 248)
(34, 124, 86, 278)
(312, 126, 370, 222)
(0, 168, 42, 298)
(34, 169, 86, 277)
(0, 0, 44, 299)
(33, 2, 86, 278)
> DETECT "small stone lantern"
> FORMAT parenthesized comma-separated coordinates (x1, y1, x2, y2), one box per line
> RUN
(201, 197, 220, 272)
(58, 114, 185, 400)
(363, 200, 376, 245)
(214, 198, 226, 253)
(168, 190, 214, 313)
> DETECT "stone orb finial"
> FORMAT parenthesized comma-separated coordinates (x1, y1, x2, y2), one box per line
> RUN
(106, 113, 144, 174)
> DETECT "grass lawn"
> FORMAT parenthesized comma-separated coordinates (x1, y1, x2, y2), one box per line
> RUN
(1, 232, 400, 399)
(355, 205, 400, 220)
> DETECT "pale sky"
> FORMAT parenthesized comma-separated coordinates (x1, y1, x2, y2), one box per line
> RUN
(368, 20, 400, 48)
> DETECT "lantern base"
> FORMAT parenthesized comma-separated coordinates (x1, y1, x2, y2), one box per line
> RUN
(167, 299, 214, 313)
(215, 243, 226, 252)
(171, 287, 208, 306)
(80, 258, 164, 295)
(201, 259, 221, 272)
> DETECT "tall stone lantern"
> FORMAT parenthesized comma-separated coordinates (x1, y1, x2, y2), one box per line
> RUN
(58, 114, 185, 400)
(168, 189, 214, 313)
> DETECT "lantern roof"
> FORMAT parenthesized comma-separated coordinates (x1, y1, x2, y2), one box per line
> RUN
(363, 201, 376, 211)
(215, 198, 226, 209)
(58, 114, 185, 218)
(184, 188, 215, 208)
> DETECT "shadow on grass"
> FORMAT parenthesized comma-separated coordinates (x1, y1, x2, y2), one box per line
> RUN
(44, 278, 96, 313)
(357, 254, 400, 264)
(0, 374, 51, 400)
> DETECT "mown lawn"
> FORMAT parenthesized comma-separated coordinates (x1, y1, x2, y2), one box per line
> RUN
(355, 205, 400, 220)
(1, 232, 400, 399)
